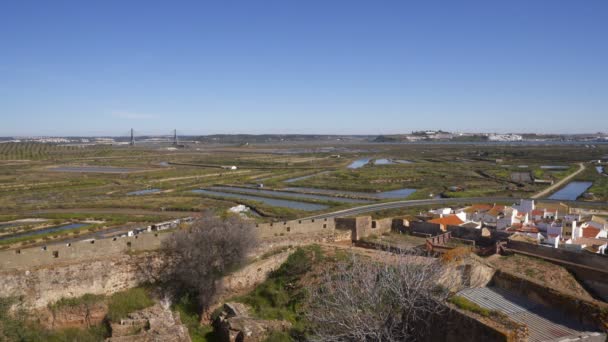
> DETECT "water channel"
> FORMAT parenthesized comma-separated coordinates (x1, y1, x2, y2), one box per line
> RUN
(548, 181, 593, 201)
(191, 190, 328, 211)
(207, 186, 369, 204)
(0, 223, 88, 241)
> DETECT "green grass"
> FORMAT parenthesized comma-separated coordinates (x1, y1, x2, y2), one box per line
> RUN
(173, 294, 221, 342)
(107, 287, 155, 322)
(1, 297, 110, 342)
(48, 293, 105, 312)
(233, 245, 323, 338)
(449, 296, 504, 319)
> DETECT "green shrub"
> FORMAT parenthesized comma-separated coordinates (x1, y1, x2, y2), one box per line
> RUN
(173, 294, 220, 342)
(448, 296, 504, 319)
(49, 293, 104, 312)
(107, 287, 154, 322)
(264, 331, 292, 342)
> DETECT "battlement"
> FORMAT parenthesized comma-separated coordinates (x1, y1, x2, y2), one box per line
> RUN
(0, 216, 387, 270)
(255, 217, 336, 239)
(0, 232, 167, 270)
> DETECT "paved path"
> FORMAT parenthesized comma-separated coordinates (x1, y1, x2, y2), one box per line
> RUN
(458, 287, 605, 342)
(531, 163, 586, 199)
(303, 195, 608, 220)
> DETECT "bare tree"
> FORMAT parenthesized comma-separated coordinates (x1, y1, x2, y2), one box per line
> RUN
(162, 212, 257, 312)
(307, 251, 455, 342)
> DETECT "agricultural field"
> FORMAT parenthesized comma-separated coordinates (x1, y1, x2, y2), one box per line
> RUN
(1, 141, 607, 248)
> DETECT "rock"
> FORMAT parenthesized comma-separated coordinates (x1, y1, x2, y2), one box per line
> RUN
(215, 302, 291, 342)
(106, 303, 191, 342)
(39, 301, 108, 330)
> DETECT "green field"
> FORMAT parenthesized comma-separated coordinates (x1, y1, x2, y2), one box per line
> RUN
(1, 141, 607, 246)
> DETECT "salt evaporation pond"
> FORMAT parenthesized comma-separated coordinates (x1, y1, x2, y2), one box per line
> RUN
(374, 159, 395, 165)
(208, 186, 369, 204)
(50, 166, 141, 173)
(347, 158, 371, 169)
(284, 187, 416, 199)
(548, 181, 593, 200)
(127, 189, 162, 196)
(284, 171, 330, 183)
(191, 190, 328, 211)
(0, 223, 88, 241)
(541, 165, 569, 170)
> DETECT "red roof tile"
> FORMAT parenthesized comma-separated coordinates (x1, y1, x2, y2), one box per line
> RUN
(428, 215, 464, 226)
(583, 226, 601, 239)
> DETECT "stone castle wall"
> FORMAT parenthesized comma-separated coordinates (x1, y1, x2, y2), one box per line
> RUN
(255, 217, 336, 239)
(0, 232, 168, 270)
(0, 252, 161, 309)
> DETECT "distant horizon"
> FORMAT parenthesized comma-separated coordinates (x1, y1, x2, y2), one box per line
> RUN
(1, 130, 607, 138)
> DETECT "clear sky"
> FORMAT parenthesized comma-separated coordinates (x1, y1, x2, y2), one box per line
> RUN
(1, 1, 607, 136)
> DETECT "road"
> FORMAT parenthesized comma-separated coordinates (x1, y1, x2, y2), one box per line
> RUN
(303, 196, 608, 220)
(531, 162, 586, 199)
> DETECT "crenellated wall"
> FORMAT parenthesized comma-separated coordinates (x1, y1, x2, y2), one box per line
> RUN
(255, 217, 336, 239)
(0, 233, 167, 270)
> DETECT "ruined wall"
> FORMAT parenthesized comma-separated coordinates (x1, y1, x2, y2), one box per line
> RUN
(255, 218, 335, 239)
(491, 270, 608, 332)
(0, 233, 167, 270)
(0, 218, 339, 271)
(334, 216, 392, 241)
(425, 306, 527, 342)
(447, 225, 482, 241)
(506, 240, 608, 271)
(0, 252, 161, 309)
(219, 250, 293, 300)
(410, 221, 443, 236)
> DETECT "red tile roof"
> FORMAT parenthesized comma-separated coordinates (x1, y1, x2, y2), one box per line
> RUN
(428, 215, 464, 226)
(583, 226, 601, 239)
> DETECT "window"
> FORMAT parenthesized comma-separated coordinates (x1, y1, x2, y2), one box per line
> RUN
(286, 227, 291, 232)
(52, 251, 59, 258)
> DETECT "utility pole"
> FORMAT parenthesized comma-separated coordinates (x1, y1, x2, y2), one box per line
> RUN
(173, 129, 178, 146)
(130, 128, 135, 146)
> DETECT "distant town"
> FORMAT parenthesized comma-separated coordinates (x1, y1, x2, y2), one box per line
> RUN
(1, 130, 607, 146)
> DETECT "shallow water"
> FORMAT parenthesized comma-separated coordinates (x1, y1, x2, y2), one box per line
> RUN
(191, 190, 328, 211)
(284, 171, 329, 183)
(347, 158, 371, 169)
(540, 165, 569, 170)
(208, 186, 369, 204)
(548, 181, 593, 200)
(127, 189, 162, 195)
(50, 166, 139, 173)
(374, 158, 394, 165)
(283, 187, 416, 199)
(0, 223, 88, 241)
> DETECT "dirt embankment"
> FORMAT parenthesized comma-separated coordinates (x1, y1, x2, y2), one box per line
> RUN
(487, 254, 593, 299)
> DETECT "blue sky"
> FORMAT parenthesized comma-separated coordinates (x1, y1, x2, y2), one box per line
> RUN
(1, 1, 607, 136)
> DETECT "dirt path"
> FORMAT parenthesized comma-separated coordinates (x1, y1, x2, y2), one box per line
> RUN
(27, 208, 193, 217)
(531, 162, 586, 199)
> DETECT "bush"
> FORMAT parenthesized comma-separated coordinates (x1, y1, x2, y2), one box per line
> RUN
(162, 213, 257, 312)
(448, 295, 504, 319)
(107, 287, 154, 321)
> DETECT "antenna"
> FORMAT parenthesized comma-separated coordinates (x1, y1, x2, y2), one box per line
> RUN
(130, 128, 135, 146)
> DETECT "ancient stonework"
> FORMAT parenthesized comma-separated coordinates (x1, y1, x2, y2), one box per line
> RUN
(106, 302, 191, 342)
(214, 303, 291, 342)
